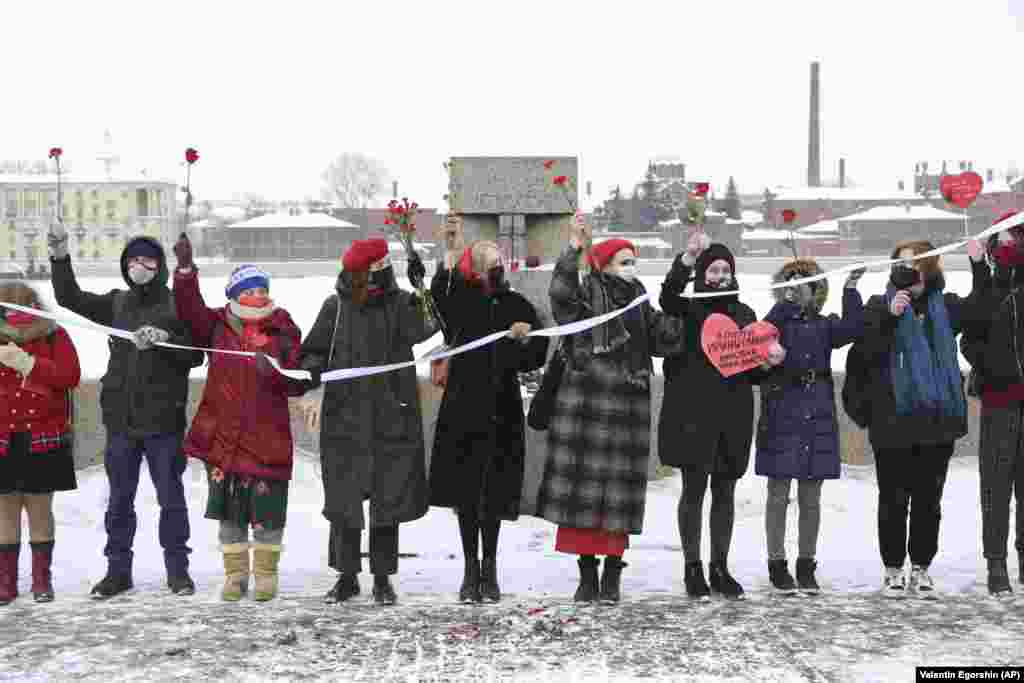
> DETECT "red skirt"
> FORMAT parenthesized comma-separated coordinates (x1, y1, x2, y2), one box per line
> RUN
(555, 526, 628, 556)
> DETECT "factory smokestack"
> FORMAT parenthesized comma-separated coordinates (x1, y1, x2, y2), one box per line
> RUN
(807, 62, 822, 188)
(839, 158, 846, 189)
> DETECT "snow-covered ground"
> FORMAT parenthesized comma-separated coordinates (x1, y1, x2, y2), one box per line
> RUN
(31, 269, 977, 380)
(1, 451, 1021, 681)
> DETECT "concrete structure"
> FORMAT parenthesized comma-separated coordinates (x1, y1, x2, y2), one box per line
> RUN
(226, 211, 361, 261)
(807, 62, 822, 188)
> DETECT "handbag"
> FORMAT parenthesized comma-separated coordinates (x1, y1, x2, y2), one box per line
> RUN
(527, 340, 567, 431)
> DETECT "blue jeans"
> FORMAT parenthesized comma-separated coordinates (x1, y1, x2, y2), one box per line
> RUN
(103, 433, 191, 577)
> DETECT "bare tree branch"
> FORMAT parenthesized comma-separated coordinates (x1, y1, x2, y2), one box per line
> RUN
(320, 153, 391, 209)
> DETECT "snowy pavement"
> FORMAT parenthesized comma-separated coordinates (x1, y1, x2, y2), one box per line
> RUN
(1, 455, 1022, 681)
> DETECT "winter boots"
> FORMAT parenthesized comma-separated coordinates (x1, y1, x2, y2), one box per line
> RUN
(221, 543, 250, 602)
(987, 558, 1012, 596)
(0, 545, 18, 605)
(795, 558, 820, 594)
(252, 544, 281, 602)
(599, 556, 626, 603)
(709, 562, 744, 598)
(883, 566, 906, 598)
(372, 575, 397, 605)
(30, 541, 54, 603)
(479, 556, 501, 603)
(325, 574, 360, 603)
(90, 573, 133, 599)
(574, 555, 600, 603)
(768, 560, 797, 593)
(684, 561, 711, 598)
(459, 559, 481, 603)
(167, 572, 195, 596)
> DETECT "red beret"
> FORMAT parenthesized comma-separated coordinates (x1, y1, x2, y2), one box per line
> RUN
(343, 238, 389, 272)
(588, 238, 636, 271)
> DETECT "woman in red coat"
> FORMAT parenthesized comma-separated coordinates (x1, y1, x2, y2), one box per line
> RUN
(172, 235, 314, 602)
(0, 282, 81, 605)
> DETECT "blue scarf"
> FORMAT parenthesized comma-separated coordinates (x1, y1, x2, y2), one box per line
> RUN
(886, 285, 965, 419)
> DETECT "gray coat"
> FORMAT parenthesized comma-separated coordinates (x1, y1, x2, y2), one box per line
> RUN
(300, 272, 437, 529)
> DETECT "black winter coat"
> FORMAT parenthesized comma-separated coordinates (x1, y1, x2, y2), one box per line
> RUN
(50, 237, 204, 436)
(959, 265, 1024, 394)
(657, 260, 764, 477)
(859, 263, 987, 449)
(428, 266, 548, 519)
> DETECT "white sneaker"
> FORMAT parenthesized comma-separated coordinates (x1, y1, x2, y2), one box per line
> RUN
(883, 567, 906, 598)
(908, 565, 937, 599)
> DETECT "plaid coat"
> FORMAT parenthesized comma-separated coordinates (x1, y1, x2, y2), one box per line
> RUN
(535, 247, 683, 535)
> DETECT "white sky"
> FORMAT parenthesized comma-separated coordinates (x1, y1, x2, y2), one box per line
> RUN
(4, 1, 1022, 210)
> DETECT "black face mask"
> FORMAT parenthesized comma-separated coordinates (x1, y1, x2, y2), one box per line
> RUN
(369, 266, 395, 292)
(890, 265, 919, 290)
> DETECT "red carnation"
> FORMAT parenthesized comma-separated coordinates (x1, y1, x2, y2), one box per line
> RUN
(543, 160, 555, 170)
(553, 175, 568, 186)
(48, 147, 63, 159)
(781, 209, 797, 224)
(185, 148, 199, 164)
(694, 182, 710, 197)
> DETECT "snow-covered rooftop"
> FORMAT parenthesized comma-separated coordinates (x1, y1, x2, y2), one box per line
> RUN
(797, 219, 840, 234)
(594, 236, 673, 249)
(837, 205, 964, 222)
(726, 210, 765, 226)
(765, 185, 921, 202)
(228, 212, 359, 230)
(0, 173, 176, 186)
(210, 206, 247, 222)
(742, 228, 822, 241)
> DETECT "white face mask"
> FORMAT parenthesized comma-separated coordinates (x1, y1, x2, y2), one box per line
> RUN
(617, 265, 638, 281)
(128, 264, 156, 285)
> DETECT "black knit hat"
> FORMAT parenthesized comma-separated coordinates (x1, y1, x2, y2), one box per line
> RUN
(124, 239, 162, 260)
(694, 243, 738, 293)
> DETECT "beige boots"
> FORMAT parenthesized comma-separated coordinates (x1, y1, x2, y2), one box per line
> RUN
(221, 543, 250, 601)
(252, 544, 281, 602)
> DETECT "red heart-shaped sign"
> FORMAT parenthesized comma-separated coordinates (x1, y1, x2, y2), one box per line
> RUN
(701, 313, 779, 378)
(939, 171, 983, 209)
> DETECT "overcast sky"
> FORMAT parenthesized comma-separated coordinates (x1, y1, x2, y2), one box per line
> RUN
(4, 1, 1022, 210)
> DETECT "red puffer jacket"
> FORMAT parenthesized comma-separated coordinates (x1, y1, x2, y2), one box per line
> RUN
(174, 269, 307, 481)
(0, 327, 81, 456)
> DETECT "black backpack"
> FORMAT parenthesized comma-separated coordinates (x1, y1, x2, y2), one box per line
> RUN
(841, 341, 871, 429)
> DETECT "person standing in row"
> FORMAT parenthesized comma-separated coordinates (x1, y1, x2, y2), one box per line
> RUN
(858, 238, 986, 598)
(48, 225, 204, 599)
(755, 259, 865, 594)
(0, 283, 81, 605)
(658, 233, 763, 599)
(536, 220, 683, 604)
(173, 235, 315, 602)
(429, 224, 549, 603)
(960, 211, 1024, 596)
(300, 238, 436, 606)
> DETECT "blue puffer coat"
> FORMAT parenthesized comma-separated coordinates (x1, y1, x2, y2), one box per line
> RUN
(754, 259, 864, 480)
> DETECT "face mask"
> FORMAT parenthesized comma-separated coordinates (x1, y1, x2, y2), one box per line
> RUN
(5, 310, 37, 327)
(616, 265, 638, 281)
(238, 294, 272, 309)
(704, 275, 732, 289)
(890, 265, 919, 290)
(368, 267, 395, 294)
(128, 263, 156, 285)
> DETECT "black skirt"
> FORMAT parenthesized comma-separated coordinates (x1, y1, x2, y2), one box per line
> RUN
(0, 432, 77, 495)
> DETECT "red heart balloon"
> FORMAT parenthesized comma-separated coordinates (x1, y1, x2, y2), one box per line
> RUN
(939, 172, 984, 209)
(701, 314, 779, 378)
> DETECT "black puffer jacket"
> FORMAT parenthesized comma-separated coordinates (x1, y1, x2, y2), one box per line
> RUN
(960, 261, 1024, 394)
(50, 237, 204, 436)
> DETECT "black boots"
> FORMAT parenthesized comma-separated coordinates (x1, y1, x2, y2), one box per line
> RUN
(90, 573, 133, 600)
(1019, 552, 1024, 585)
(684, 561, 710, 598)
(479, 556, 500, 603)
(599, 556, 626, 603)
(768, 560, 797, 593)
(574, 556, 600, 603)
(709, 562, 744, 598)
(325, 574, 360, 603)
(459, 559, 481, 603)
(372, 575, 396, 605)
(795, 558, 820, 594)
(988, 559, 1012, 596)
(167, 572, 196, 596)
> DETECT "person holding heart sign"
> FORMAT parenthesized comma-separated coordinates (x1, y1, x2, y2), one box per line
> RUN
(755, 258, 865, 595)
(658, 232, 766, 600)
(172, 239, 316, 602)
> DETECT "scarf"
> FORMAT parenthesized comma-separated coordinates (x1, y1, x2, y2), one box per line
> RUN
(887, 284, 965, 420)
(572, 272, 651, 389)
(0, 317, 57, 346)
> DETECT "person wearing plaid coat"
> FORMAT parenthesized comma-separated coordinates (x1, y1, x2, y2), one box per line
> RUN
(535, 234, 683, 604)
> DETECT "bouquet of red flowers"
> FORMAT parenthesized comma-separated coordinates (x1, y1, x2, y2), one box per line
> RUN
(385, 198, 440, 328)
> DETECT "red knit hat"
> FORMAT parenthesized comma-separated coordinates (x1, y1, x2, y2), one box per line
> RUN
(588, 238, 636, 271)
(342, 238, 389, 272)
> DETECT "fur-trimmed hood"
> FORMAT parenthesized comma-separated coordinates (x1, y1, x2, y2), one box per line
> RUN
(772, 258, 828, 313)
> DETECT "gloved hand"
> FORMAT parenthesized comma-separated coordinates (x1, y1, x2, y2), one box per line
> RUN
(173, 233, 194, 271)
(407, 252, 426, 289)
(844, 267, 866, 289)
(47, 222, 69, 260)
(0, 343, 36, 376)
(132, 326, 170, 350)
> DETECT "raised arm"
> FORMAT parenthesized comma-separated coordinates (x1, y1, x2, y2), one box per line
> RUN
(173, 267, 220, 348)
(828, 272, 866, 349)
(549, 245, 590, 325)
(49, 255, 117, 326)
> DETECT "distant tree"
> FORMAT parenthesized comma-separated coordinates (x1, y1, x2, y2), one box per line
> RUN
(723, 176, 742, 220)
(320, 153, 391, 209)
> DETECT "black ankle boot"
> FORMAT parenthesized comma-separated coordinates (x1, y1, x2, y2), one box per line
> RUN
(684, 561, 710, 598)
(987, 559, 1012, 596)
(574, 556, 600, 603)
(599, 556, 627, 604)
(479, 556, 500, 603)
(709, 562, 744, 598)
(326, 574, 360, 603)
(1019, 552, 1024, 585)
(795, 558, 820, 593)
(768, 560, 797, 593)
(372, 575, 396, 605)
(459, 559, 481, 603)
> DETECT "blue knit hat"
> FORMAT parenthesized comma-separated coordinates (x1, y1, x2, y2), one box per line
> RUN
(124, 239, 162, 261)
(225, 265, 270, 300)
